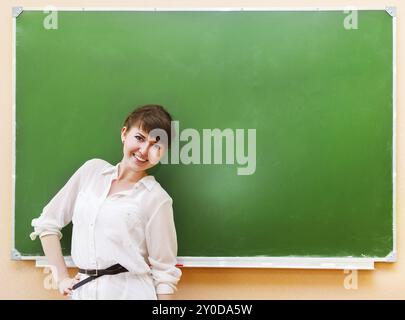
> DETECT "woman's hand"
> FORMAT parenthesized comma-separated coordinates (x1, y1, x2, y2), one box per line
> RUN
(58, 274, 81, 296)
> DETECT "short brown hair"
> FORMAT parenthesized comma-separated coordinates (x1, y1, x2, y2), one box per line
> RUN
(123, 104, 173, 147)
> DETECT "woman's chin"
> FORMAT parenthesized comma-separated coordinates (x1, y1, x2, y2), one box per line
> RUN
(131, 161, 146, 170)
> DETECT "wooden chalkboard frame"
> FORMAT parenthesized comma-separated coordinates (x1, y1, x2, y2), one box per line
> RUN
(11, 7, 397, 270)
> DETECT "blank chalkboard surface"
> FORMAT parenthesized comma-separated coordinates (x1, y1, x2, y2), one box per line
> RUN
(13, 9, 395, 268)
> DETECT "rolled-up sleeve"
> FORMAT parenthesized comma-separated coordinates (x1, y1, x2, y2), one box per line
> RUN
(30, 161, 87, 241)
(145, 199, 182, 295)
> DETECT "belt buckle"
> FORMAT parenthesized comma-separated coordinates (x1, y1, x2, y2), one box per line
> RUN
(86, 269, 98, 277)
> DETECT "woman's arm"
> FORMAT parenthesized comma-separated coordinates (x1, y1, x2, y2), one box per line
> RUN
(40, 234, 70, 282)
(145, 198, 182, 297)
(40, 234, 80, 295)
(30, 160, 96, 294)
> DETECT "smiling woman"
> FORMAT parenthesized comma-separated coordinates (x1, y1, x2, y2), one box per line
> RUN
(29, 104, 181, 300)
(120, 108, 170, 169)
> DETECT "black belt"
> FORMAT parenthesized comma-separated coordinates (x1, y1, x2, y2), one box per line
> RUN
(72, 263, 128, 290)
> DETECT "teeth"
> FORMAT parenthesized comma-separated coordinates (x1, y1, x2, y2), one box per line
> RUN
(133, 153, 147, 162)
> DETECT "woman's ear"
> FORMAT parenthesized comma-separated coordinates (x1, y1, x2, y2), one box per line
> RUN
(121, 126, 128, 143)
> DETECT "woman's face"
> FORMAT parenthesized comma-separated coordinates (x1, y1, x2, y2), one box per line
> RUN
(121, 125, 165, 172)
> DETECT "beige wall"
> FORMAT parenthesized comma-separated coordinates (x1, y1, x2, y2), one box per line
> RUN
(1, 0, 403, 299)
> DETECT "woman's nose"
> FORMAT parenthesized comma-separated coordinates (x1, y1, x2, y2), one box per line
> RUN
(139, 143, 150, 156)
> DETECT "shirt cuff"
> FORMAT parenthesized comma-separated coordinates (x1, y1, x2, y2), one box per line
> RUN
(30, 230, 62, 241)
(156, 283, 175, 295)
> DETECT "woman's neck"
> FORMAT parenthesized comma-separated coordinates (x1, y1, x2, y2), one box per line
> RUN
(116, 162, 147, 184)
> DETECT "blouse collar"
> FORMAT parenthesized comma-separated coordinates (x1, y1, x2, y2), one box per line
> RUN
(101, 162, 156, 192)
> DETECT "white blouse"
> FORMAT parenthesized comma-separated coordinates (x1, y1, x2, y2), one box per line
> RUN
(30, 158, 182, 298)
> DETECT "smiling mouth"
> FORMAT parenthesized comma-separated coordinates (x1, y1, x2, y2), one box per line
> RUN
(132, 152, 148, 163)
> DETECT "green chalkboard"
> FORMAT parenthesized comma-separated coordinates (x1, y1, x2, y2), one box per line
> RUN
(14, 10, 394, 262)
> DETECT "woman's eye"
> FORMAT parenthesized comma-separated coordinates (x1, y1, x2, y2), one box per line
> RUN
(135, 135, 143, 141)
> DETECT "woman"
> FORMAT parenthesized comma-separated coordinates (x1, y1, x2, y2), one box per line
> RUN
(30, 104, 181, 300)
